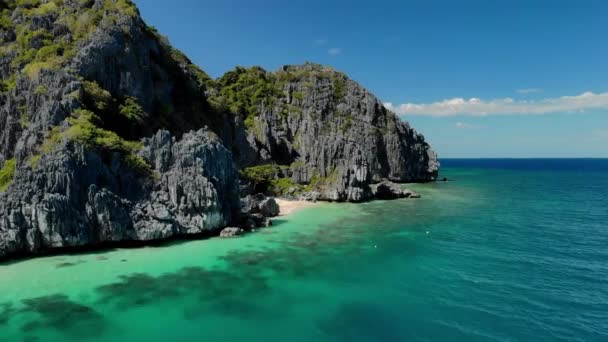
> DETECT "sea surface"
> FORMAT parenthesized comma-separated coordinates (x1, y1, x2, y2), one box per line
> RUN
(1, 159, 607, 341)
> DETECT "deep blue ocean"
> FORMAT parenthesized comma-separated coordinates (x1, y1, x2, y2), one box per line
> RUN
(1, 159, 607, 341)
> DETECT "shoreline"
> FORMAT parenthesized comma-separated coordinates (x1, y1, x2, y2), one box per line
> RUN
(0, 199, 321, 264)
(275, 199, 320, 216)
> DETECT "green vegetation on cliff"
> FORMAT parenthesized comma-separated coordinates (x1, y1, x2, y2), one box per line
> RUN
(119, 96, 146, 123)
(65, 109, 142, 151)
(167, 47, 215, 90)
(239, 163, 343, 196)
(240, 164, 278, 188)
(82, 80, 112, 111)
(66, 109, 150, 174)
(332, 75, 345, 101)
(268, 177, 297, 195)
(214, 66, 282, 125)
(207, 63, 348, 127)
(27, 108, 150, 175)
(0, 158, 16, 192)
(240, 164, 303, 195)
(1, 0, 140, 88)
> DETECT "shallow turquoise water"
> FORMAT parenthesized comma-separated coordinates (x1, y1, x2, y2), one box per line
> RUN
(1, 159, 607, 341)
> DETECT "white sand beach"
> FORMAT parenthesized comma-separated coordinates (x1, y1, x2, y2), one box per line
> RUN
(275, 199, 319, 216)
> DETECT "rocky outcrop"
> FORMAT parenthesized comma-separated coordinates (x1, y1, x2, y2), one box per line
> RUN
(134, 129, 241, 237)
(371, 180, 420, 200)
(218, 64, 439, 201)
(239, 193, 279, 229)
(0, 129, 240, 259)
(219, 227, 244, 238)
(259, 198, 280, 217)
(240, 194, 279, 216)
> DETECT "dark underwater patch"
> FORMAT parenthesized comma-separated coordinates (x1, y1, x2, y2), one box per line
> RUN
(96, 272, 179, 307)
(22, 336, 40, 342)
(218, 242, 330, 281)
(0, 302, 15, 325)
(18, 294, 106, 337)
(269, 219, 288, 227)
(317, 301, 407, 342)
(55, 260, 86, 268)
(95, 265, 276, 319)
(90, 208, 403, 322)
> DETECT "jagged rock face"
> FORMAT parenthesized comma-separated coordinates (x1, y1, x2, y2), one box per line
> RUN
(69, 3, 219, 136)
(0, 70, 80, 166)
(222, 64, 439, 201)
(136, 129, 240, 237)
(0, 0, 217, 169)
(0, 129, 239, 259)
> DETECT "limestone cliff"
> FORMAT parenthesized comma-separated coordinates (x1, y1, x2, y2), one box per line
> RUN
(0, 0, 438, 259)
(212, 64, 438, 201)
(0, 0, 235, 258)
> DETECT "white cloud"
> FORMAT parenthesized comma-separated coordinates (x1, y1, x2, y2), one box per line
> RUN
(384, 91, 608, 117)
(328, 47, 342, 56)
(455, 122, 474, 129)
(314, 39, 327, 45)
(516, 88, 543, 94)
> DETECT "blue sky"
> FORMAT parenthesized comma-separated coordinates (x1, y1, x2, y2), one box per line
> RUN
(134, 0, 608, 158)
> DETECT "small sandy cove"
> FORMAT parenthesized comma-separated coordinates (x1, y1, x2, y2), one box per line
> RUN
(275, 199, 319, 216)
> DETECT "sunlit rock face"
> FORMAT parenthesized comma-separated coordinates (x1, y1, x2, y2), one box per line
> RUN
(221, 64, 438, 202)
(0, 129, 240, 259)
